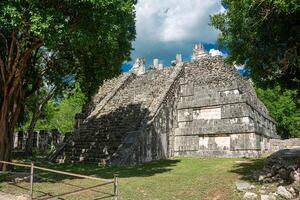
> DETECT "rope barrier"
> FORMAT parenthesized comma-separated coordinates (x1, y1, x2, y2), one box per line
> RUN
(0, 160, 112, 182)
(0, 160, 118, 199)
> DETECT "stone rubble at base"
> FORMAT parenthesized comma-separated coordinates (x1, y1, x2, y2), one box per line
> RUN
(277, 186, 293, 199)
(52, 44, 281, 166)
(243, 192, 258, 199)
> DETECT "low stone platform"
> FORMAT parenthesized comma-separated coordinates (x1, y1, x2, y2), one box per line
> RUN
(269, 139, 300, 152)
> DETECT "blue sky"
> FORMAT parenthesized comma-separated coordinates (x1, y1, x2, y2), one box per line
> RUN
(122, 0, 227, 71)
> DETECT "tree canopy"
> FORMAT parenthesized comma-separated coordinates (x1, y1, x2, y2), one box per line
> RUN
(210, 0, 300, 90)
(256, 85, 300, 138)
(0, 0, 136, 166)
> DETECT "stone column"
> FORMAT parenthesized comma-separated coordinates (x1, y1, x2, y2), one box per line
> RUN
(130, 58, 146, 75)
(176, 54, 182, 63)
(39, 130, 44, 151)
(32, 131, 38, 148)
(22, 131, 27, 150)
(192, 43, 207, 60)
(74, 113, 84, 129)
(18, 131, 24, 150)
(51, 129, 61, 146)
(158, 63, 164, 70)
(153, 58, 159, 69)
(13, 132, 18, 149)
(45, 131, 50, 148)
(37, 131, 41, 150)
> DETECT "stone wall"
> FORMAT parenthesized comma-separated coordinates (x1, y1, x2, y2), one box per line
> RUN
(173, 55, 278, 157)
(268, 139, 300, 153)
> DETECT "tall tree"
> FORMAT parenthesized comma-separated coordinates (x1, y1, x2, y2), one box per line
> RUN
(210, 0, 300, 90)
(0, 0, 136, 169)
(256, 85, 300, 138)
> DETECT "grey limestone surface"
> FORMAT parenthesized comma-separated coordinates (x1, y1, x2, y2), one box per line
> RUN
(54, 44, 280, 166)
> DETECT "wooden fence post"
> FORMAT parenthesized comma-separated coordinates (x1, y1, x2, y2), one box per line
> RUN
(113, 174, 118, 200)
(30, 162, 34, 200)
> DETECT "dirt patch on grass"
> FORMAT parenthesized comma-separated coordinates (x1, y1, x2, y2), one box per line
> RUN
(203, 191, 229, 200)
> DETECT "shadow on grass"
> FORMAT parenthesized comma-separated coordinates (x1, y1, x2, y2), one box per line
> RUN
(8, 158, 181, 183)
(1, 158, 180, 199)
(229, 158, 265, 183)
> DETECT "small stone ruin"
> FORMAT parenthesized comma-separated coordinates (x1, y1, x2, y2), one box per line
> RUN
(52, 44, 279, 166)
(13, 130, 62, 153)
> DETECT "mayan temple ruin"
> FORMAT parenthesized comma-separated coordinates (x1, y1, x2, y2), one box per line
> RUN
(52, 44, 279, 166)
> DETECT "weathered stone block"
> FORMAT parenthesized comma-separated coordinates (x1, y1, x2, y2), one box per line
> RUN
(178, 108, 193, 122)
(180, 83, 193, 97)
(174, 136, 199, 151)
(193, 107, 221, 119)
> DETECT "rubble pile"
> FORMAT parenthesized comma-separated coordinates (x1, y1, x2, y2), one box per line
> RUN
(240, 148, 300, 199)
(257, 148, 300, 184)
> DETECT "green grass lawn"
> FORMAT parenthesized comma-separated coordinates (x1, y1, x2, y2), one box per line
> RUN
(0, 157, 265, 200)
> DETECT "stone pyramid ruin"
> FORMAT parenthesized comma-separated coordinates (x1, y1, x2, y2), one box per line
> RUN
(52, 44, 279, 166)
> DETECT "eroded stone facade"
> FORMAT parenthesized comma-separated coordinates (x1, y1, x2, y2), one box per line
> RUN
(54, 44, 278, 166)
(173, 50, 278, 157)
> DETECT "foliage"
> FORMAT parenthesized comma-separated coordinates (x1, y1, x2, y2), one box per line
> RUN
(0, 0, 136, 98)
(210, 0, 300, 90)
(0, 0, 136, 162)
(256, 85, 300, 138)
(20, 83, 86, 134)
(46, 83, 86, 133)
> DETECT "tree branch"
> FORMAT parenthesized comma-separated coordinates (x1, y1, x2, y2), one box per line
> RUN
(10, 38, 20, 77)
(0, 31, 8, 57)
(30, 47, 40, 69)
(0, 56, 5, 83)
(41, 86, 56, 105)
(19, 40, 43, 73)
(7, 32, 16, 70)
(7, 39, 43, 85)
(24, 77, 42, 98)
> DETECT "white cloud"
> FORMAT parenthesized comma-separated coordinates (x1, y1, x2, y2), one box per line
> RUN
(131, 0, 224, 65)
(209, 49, 224, 57)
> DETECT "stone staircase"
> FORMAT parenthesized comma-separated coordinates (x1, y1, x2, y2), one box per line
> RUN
(56, 68, 176, 165)
(61, 104, 147, 164)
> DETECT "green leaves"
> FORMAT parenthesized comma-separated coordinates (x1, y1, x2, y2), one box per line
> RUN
(41, 84, 86, 133)
(256, 85, 300, 138)
(20, 83, 86, 134)
(1, 0, 136, 99)
(1, 0, 136, 135)
(211, 0, 300, 90)
(0, 3, 21, 30)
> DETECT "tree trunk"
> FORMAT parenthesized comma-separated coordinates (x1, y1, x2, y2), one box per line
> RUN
(0, 88, 21, 171)
(0, 87, 11, 170)
(0, 32, 42, 171)
(25, 106, 41, 155)
(0, 106, 10, 171)
(25, 90, 55, 155)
